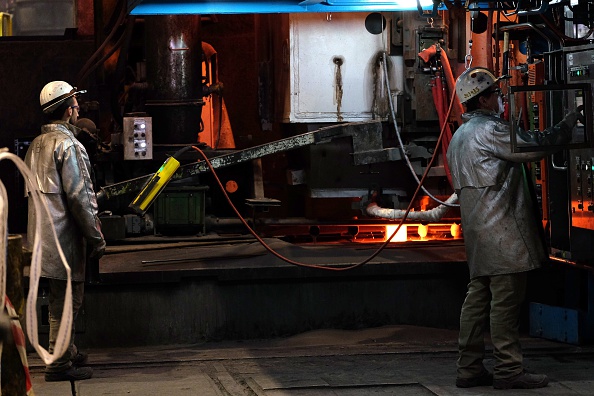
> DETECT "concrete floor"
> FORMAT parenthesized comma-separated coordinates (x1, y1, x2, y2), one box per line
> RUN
(27, 325, 594, 396)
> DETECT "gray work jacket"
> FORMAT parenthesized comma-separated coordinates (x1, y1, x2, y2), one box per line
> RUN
(446, 109, 574, 278)
(25, 122, 104, 281)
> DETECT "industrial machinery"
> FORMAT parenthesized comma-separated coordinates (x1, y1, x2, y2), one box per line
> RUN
(103, 2, 594, 343)
(90, 9, 463, 245)
(37, 2, 587, 254)
(3, 0, 594, 344)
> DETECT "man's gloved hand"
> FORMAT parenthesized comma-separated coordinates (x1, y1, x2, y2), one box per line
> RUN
(563, 105, 585, 128)
(576, 104, 586, 125)
(90, 239, 106, 259)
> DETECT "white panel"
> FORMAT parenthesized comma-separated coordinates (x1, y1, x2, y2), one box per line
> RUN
(285, 12, 397, 123)
(123, 116, 153, 160)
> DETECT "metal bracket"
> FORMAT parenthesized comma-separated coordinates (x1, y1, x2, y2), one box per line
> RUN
(515, 0, 549, 15)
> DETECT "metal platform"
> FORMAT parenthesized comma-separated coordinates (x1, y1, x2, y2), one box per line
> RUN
(97, 236, 468, 283)
(50, 237, 471, 349)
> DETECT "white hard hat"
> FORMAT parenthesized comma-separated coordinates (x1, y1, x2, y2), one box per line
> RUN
(455, 67, 504, 104)
(40, 81, 87, 114)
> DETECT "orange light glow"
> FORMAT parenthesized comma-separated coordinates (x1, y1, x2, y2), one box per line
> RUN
(450, 223, 461, 238)
(348, 223, 461, 244)
(385, 225, 407, 242)
(417, 224, 428, 239)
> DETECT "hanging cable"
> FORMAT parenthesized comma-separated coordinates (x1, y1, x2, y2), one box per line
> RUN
(180, 44, 461, 269)
(190, 145, 418, 271)
(176, 51, 461, 270)
(433, 72, 455, 190)
(380, 51, 459, 208)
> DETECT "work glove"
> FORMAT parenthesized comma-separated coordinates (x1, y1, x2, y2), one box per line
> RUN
(90, 239, 106, 260)
(561, 105, 585, 129)
(520, 105, 585, 146)
(545, 105, 586, 144)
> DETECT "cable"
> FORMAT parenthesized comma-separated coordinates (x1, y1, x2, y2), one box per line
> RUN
(185, 50, 460, 270)
(78, 27, 128, 89)
(75, 0, 128, 86)
(184, 47, 460, 270)
(433, 71, 454, 189)
(191, 145, 414, 271)
(380, 52, 459, 208)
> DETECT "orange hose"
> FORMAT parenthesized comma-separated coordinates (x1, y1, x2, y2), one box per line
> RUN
(433, 74, 454, 189)
(190, 145, 414, 271)
(419, 45, 464, 127)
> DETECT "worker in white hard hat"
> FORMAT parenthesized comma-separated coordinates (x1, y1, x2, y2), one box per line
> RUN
(25, 81, 105, 382)
(447, 67, 584, 390)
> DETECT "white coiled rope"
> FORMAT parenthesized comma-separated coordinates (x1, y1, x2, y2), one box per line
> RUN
(0, 147, 73, 365)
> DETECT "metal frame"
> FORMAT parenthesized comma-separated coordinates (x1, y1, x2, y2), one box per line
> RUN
(509, 83, 593, 153)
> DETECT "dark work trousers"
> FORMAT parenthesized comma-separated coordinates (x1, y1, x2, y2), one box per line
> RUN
(46, 279, 85, 373)
(457, 272, 527, 380)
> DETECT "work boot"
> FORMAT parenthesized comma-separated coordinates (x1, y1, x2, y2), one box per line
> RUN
(71, 351, 89, 367)
(45, 366, 93, 382)
(456, 369, 493, 388)
(493, 371, 549, 389)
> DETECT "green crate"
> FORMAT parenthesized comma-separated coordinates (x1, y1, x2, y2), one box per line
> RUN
(154, 186, 208, 235)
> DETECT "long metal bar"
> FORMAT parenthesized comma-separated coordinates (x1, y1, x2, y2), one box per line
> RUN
(96, 121, 382, 204)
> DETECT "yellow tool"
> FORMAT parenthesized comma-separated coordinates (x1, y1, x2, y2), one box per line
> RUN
(128, 147, 190, 215)
(0, 13, 12, 37)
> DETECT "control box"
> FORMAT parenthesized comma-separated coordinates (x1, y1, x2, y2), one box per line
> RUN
(123, 115, 153, 160)
(565, 44, 594, 231)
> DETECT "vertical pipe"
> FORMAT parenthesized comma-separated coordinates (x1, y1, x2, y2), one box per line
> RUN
(145, 15, 203, 144)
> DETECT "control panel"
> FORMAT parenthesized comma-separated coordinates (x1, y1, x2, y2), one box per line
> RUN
(566, 44, 594, 231)
(568, 65, 591, 79)
(123, 115, 153, 160)
(570, 150, 594, 230)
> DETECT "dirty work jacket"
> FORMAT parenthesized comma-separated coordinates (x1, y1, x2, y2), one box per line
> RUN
(25, 121, 104, 282)
(446, 109, 576, 278)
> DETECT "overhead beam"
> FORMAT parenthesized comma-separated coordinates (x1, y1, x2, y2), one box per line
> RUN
(128, 0, 445, 15)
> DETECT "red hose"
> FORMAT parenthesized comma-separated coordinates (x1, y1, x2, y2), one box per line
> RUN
(433, 74, 454, 189)
(419, 45, 464, 126)
(421, 45, 459, 189)
(440, 77, 453, 148)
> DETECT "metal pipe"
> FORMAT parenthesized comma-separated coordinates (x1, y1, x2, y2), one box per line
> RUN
(366, 193, 458, 221)
(145, 15, 204, 144)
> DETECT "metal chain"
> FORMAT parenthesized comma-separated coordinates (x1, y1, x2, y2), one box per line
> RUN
(465, 39, 473, 69)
